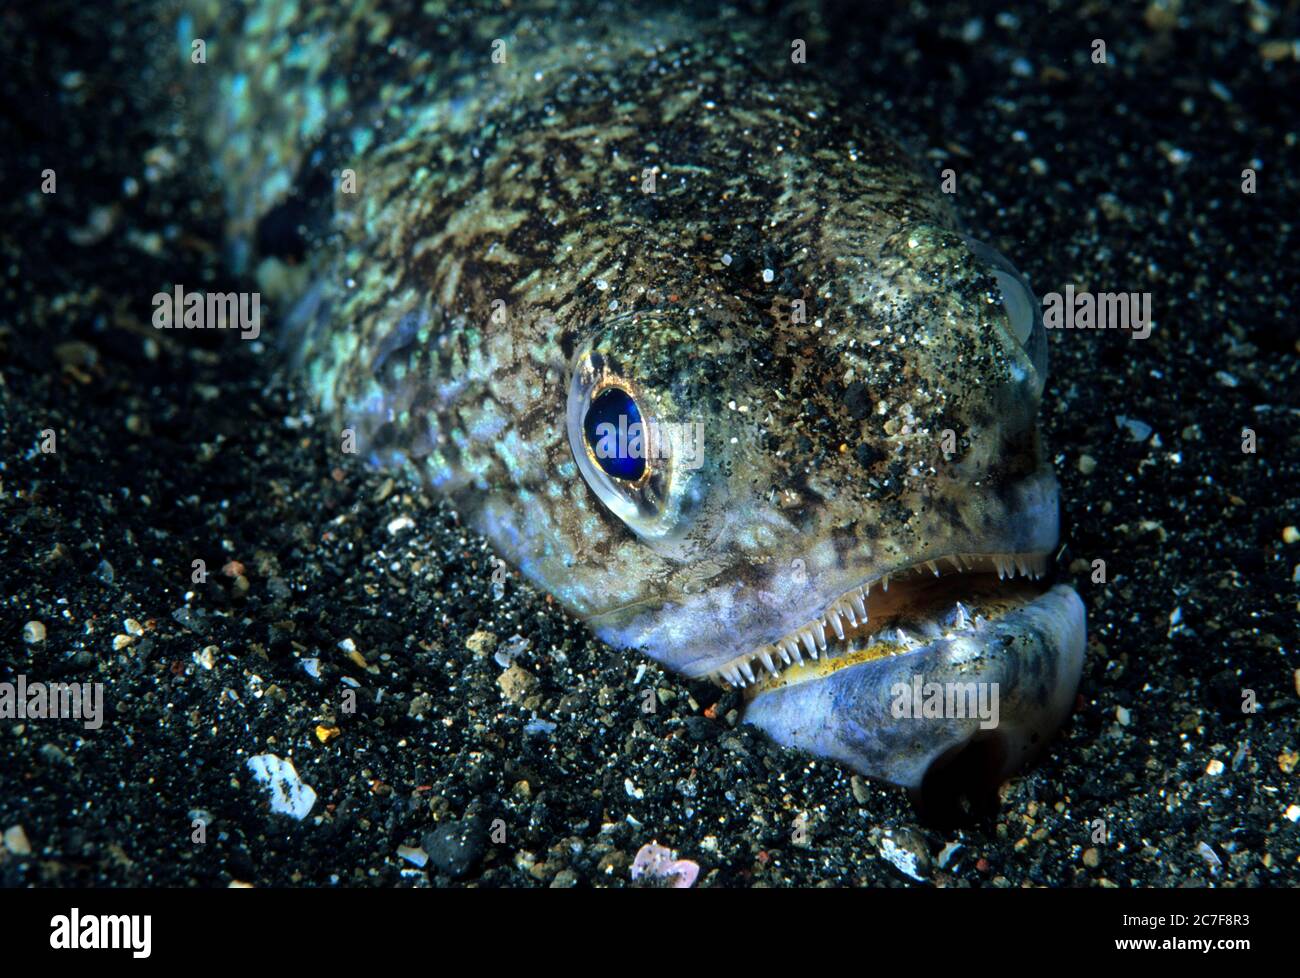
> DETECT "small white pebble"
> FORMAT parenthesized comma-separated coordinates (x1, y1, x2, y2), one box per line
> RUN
(1205, 759, 1225, 777)
(1285, 805, 1300, 823)
(721, 253, 732, 266)
(387, 515, 415, 535)
(3, 826, 31, 856)
(397, 845, 428, 867)
(761, 268, 775, 283)
(22, 621, 46, 644)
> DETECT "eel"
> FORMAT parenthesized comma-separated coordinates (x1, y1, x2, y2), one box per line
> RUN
(183, 0, 1085, 795)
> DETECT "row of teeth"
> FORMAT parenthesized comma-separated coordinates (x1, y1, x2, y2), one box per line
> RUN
(712, 552, 1047, 688)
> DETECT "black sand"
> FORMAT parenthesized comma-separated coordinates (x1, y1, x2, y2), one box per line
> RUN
(1, 0, 1297, 886)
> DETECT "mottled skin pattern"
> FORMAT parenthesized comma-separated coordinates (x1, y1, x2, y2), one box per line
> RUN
(187, 0, 1084, 791)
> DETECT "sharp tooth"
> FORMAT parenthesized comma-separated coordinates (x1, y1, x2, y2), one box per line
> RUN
(953, 601, 972, 629)
(829, 611, 845, 641)
(925, 560, 940, 577)
(799, 631, 816, 659)
(1015, 556, 1028, 576)
(740, 660, 757, 684)
(842, 601, 858, 627)
(760, 650, 777, 676)
(973, 615, 987, 631)
(881, 573, 889, 591)
(813, 621, 827, 649)
(947, 555, 964, 572)
(851, 594, 868, 621)
(777, 643, 791, 665)
(785, 639, 803, 664)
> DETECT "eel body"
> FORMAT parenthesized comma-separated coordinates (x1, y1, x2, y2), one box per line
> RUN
(187, 0, 1085, 791)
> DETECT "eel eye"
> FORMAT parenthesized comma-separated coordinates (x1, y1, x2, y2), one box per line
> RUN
(566, 338, 709, 542)
(966, 237, 1049, 390)
(583, 387, 647, 482)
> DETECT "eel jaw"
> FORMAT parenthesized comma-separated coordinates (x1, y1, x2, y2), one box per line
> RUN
(732, 555, 1086, 795)
(708, 552, 1050, 688)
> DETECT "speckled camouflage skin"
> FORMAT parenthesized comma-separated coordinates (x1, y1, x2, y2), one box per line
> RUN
(186, 0, 1084, 790)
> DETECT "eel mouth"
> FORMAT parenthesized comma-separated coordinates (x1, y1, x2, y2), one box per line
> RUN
(710, 551, 1051, 690)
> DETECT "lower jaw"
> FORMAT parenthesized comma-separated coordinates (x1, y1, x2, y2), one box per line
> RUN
(741, 582, 1086, 792)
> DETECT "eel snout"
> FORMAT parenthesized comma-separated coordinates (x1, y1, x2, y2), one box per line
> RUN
(739, 560, 1085, 808)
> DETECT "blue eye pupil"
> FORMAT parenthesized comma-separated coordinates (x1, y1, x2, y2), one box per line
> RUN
(583, 387, 647, 481)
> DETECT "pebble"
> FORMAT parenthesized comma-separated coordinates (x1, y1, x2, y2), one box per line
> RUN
(245, 754, 317, 820)
(422, 819, 486, 879)
(1282, 526, 1299, 545)
(1205, 758, 1225, 777)
(3, 825, 31, 856)
(630, 842, 699, 888)
(1116, 415, 1152, 441)
(850, 775, 870, 804)
(937, 841, 963, 868)
(1077, 453, 1097, 475)
(523, 718, 556, 737)
(497, 634, 531, 663)
(465, 630, 497, 656)
(877, 828, 930, 882)
(386, 515, 415, 535)
(396, 845, 428, 868)
(497, 663, 538, 703)
(1083, 847, 1101, 868)
(1196, 842, 1222, 875)
(22, 621, 46, 644)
